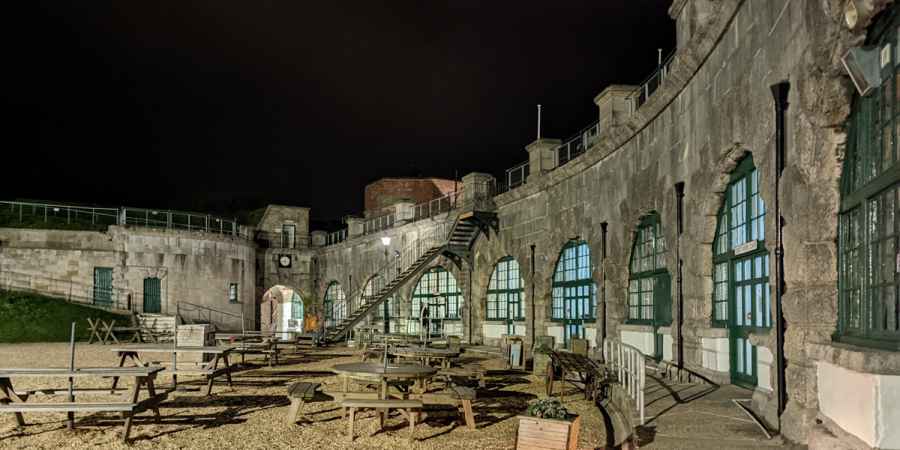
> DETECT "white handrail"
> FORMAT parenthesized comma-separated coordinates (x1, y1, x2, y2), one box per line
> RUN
(603, 339, 646, 425)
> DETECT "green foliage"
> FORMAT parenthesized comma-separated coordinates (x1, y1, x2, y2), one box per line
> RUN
(526, 397, 570, 420)
(0, 290, 129, 342)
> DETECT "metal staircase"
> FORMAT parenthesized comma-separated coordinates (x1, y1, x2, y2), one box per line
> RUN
(322, 180, 499, 343)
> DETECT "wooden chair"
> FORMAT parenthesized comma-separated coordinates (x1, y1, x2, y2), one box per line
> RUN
(285, 381, 320, 426)
(340, 398, 422, 442)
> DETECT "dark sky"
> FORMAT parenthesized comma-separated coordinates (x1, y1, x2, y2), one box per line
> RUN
(2, 1, 674, 227)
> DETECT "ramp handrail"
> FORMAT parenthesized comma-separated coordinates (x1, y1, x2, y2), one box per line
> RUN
(603, 339, 646, 425)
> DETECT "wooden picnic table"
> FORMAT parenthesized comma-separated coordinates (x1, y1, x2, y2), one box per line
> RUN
(108, 344, 235, 396)
(87, 318, 143, 345)
(391, 346, 460, 369)
(546, 350, 607, 401)
(0, 366, 167, 442)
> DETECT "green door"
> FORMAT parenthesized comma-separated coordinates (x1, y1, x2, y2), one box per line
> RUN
(652, 272, 672, 361)
(729, 253, 769, 387)
(143, 277, 161, 313)
(93, 267, 113, 307)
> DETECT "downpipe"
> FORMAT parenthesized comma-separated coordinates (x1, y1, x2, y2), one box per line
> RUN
(770, 80, 789, 431)
(600, 222, 608, 357)
(675, 182, 685, 370)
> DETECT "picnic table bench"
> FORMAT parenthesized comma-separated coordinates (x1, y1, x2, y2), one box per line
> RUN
(87, 318, 143, 345)
(285, 381, 320, 425)
(108, 344, 235, 396)
(0, 366, 167, 442)
(341, 398, 422, 442)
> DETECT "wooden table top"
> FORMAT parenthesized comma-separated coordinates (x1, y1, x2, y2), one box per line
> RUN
(391, 346, 460, 358)
(0, 366, 165, 378)
(108, 344, 234, 354)
(332, 362, 437, 378)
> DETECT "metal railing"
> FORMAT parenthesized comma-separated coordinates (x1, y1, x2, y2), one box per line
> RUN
(0, 200, 251, 239)
(603, 339, 646, 425)
(176, 301, 248, 332)
(506, 161, 529, 191)
(363, 212, 396, 235)
(0, 270, 133, 312)
(557, 121, 600, 167)
(255, 230, 310, 249)
(413, 190, 462, 221)
(325, 222, 453, 336)
(628, 50, 676, 112)
(325, 228, 348, 246)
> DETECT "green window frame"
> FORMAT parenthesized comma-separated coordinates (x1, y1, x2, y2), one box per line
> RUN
(93, 267, 114, 307)
(551, 241, 596, 321)
(324, 281, 346, 324)
(711, 155, 771, 329)
(228, 283, 239, 303)
(838, 8, 900, 349)
(291, 292, 304, 320)
(411, 267, 463, 320)
(486, 257, 524, 321)
(143, 277, 162, 314)
(627, 213, 668, 323)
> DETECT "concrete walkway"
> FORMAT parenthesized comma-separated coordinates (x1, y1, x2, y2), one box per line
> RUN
(635, 375, 800, 449)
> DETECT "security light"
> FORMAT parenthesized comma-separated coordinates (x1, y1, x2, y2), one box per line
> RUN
(841, 46, 882, 96)
(381, 236, 391, 246)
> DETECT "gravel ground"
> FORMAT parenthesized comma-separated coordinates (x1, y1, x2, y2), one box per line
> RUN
(0, 343, 607, 449)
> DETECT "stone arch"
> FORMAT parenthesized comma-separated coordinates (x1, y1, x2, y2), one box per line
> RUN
(260, 285, 314, 336)
(480, 254, 528, 344)
(323, 280, 347, 329)
(546, 238, 598, 347)
(409, 263, 466, 338)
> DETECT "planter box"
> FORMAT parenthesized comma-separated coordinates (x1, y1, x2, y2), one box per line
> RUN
(515, 415, 581, 450)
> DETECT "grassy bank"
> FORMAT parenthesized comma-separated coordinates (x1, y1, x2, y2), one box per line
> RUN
(0, 290, 130, 342)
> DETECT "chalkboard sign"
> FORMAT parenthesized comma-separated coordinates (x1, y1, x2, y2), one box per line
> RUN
(509, 339, 524, 369)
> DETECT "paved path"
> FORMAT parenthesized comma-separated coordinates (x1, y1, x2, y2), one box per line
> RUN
(636, 374, 800, 449)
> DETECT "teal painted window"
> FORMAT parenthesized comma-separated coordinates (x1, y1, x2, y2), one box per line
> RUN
(838, 9, 900, 349)
(282, 224, 296, 249)
(93, 267, 113, 307)
(324, 281, 346, 325)
(711, 156, 770, 328)
(291, 292, 304, 320)
(228, 283, 238, 303)
(551, 241, 596, 321)
(411, 267, 462, 320)
(486, 257, 524, 321)
(628, 214, 668, 322)
(142, 277, 161, 313)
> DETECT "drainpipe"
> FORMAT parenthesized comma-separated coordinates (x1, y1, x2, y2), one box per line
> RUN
(770, 80, 789, 429)
(600, 222, 608, 354)
(675, 182, 685, 370)
(530, 244, 536, 349)
(468, 265, 473, 344)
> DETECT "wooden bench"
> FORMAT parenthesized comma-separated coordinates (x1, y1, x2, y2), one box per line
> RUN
(437, 366, 487, 389)
(340, 398, 422, 442)
(449, 385, 476, 429)
(285, 381, 320, 426)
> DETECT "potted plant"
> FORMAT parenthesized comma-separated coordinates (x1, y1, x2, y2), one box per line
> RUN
(516, 397, 581, 450)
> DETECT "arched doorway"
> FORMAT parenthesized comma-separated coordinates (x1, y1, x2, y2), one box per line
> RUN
(261, 285, 307, 339)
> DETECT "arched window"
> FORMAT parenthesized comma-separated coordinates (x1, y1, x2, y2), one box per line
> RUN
(551, 241, 596, 344)
(487, 257, 524, 333)
(324, 282, 346, 327)
(291, 292, 304, 320)
(411, 267, 463, 334)
(838, 8, 900, 349)
(364, 276, 400, 331)
(628, 213, 669, 323)
(712, 155, 770, 386)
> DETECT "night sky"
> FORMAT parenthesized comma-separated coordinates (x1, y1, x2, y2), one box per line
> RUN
(2, 1, 674, 228)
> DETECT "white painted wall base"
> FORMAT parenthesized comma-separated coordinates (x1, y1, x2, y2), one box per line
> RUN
(483, 323, 507, 340)
(620, 327, 654, 355)
(757, 346, 773, 392)
(661, 330, 673, 361)
(701, 337, 729, 373)
(546, 326, 563, 348)
(817, 361, 900, 449)
(585, 327, 597, 348)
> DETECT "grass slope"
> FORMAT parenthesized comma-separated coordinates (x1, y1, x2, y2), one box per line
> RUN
(0, 290, 130, 343)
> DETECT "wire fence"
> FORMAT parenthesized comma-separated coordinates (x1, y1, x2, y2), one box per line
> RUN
(0, 200, 251, 239)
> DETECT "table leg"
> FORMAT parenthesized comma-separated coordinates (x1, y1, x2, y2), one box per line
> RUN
(121, 378, 142, 443)
(546, 362, 555, 397)
(222, 353, 234, 388)
(0, 378, 26, 428)
(110, 352, 130, 393)
(101, 320, 114, 345)
(145, 376, 162, 423)
(205, 354, 221, 396)
(87, 318, 98, 344)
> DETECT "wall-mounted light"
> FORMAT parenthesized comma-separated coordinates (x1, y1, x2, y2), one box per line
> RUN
(380, 236, 391, 247)
(844, 0, 875, 30)
(842, 46, 883, 96)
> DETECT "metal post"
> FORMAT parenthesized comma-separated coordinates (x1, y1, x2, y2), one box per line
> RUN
(537, 104, 542, 140)
(674, 183, 685, 370)
(67, 322, 76, 429)
(770, 81, 790, 428)
(600, 222, 608, 355)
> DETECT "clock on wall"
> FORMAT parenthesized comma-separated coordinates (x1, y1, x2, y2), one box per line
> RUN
(278, 254, 292, 268)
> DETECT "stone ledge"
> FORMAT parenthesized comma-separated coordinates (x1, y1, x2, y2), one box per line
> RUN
(808, 342, 900, 375)
(696, 327, 728, 338)
(618, 323, 653, 332)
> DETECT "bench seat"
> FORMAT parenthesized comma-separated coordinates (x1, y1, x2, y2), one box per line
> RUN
(285, 382, 321, 426)
(339, 398, 422, 442)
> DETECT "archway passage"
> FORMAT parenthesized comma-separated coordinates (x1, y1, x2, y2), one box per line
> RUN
(261, 285, 309, 339)
(712, 155, 771, 387)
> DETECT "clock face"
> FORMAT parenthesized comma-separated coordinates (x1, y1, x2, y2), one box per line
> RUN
(278, 255, 292, 268)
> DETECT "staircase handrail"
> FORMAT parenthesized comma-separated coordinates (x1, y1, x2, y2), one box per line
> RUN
(328, 221, 454, 331)
(602, 339, 646, 425)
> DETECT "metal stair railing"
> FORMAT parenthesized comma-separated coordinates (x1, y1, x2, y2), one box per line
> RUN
(602, 339, 647, 426)
(325, 222, 453, 339)
(176, 301, 248, 333)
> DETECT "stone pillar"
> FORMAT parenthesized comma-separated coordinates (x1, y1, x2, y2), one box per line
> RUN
(461, 172, 497, 208)
(594, 85, 639, 132)
(346, 217, 364, 238)
(310, 230, 326, 247)
(394, 201, 416, 224)
(526, 139, 561, 177)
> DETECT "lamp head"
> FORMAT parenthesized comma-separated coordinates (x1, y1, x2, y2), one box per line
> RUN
(381, 236, 391, 246)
